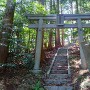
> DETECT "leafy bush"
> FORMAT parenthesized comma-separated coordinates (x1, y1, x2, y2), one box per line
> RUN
(34, 81, 45, 90)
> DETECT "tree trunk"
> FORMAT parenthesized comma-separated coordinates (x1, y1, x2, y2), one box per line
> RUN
(55, 0, 62, 48)
(48, 29, 53, 50)
(55, 29, 61, 48)
(62, 29, 64, 46)
(40, 30, 46, 66)
(70, 0, 74, 43)
(60, 1, 64, 46)
(48, 0, 53, 50)
(76, 0, 79, 14)
(0, 0, 16, 63)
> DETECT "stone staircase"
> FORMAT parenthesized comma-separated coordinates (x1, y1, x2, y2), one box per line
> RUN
(44, 48, 73, 90)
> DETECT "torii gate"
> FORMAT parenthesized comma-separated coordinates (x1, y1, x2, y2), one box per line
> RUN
(27, 14, 90, 73)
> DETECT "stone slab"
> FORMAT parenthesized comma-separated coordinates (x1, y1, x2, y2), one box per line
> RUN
(44, 86, 73, 90)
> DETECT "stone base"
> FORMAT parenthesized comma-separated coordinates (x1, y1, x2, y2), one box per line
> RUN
(31, 69, 42, 74)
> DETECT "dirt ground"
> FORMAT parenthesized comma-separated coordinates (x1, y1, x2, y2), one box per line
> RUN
(0, 45, 90, 90)
(69, 45, 90, 90)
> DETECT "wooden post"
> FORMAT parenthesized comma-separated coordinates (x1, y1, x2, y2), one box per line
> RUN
(77, 18, 87, 69)
(33, 18, 43, 73)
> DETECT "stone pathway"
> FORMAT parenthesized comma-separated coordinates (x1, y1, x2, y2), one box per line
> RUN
(44, 47, 73, 90)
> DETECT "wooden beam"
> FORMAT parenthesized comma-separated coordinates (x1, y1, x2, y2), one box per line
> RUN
(63, 14, 90, 18)
(28, 16, 90, 20)
(28, 17, 56, 20)
(27, 14, 90, 20)
(28, 24, 90, 28)
(26, 14, 90, 17)
(65, 16, 90, 20)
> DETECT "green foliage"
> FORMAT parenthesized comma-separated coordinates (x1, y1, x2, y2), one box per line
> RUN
(77, 75, 84, 81)
(19, 1, 48, 15)
(34, 81, 41, 90)
(8, 27, 35, 69)
(28, 2, 48, 15)
(21, 53, 34, 69)
(11, 52, 34, 69)
(0, 0, 6, 8)
(34, 81, 45, 90)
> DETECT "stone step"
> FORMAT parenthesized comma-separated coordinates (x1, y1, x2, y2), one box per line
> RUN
(55, 59, 68, 62)
(44, 86, 73, 90)
(52, 66, 68, 70)
(54, 61, 68, 64)
(57, 54, 67, 56)
(55, 56, 67, 60)
(53, 63, 68, 66)
(58, 49, 67, 54)
(51, 70, 68, 74)
(55, 60, 68, 64)
(47, 74, 71, 79)
(52, 64, 68, 67)
(44, 79, 71, 85)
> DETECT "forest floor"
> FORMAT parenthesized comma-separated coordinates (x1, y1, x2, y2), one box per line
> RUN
(0, 48, 57, 90)
(0, 45, 90, 90)
(68, 44, 90, 90)
(41, 44, 90, 90)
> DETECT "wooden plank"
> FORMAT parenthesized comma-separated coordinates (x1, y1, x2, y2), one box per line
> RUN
(65, 16, 90, 20)
(27, 14, 90, 17)
(62, 14, 90, 17)
(27, 14, 90, 20)
(27, 14, 56, 20)
(27, 14, 90, 16)
(43, 24, 56, 28)
(82, 24, 90, 27)
(26, 14, 56, 17)
(64, 14, 90, 20)
(28, 17, 56, 20)
(28, 16, 90, 20)
(28, 24, 90, 28)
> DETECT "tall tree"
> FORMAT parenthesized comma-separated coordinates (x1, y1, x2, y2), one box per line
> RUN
(0, 0, 16, 63)
(48, 0, 53, 50)
(60, 0, 64, 46)
(55, 0, 61, 48)
(76, 0, 79, 13)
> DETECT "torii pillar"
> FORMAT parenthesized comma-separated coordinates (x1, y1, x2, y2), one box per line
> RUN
(77, 18, 87, 69)
(33, 18, 43, 73)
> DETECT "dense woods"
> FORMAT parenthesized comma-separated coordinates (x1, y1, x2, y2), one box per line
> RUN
(0, 0, 90, 64)
(0, 0, 90, 90)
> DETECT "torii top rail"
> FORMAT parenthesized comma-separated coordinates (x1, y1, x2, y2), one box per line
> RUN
(27, 14, 90, 73)
(27, 14, 90, 28)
